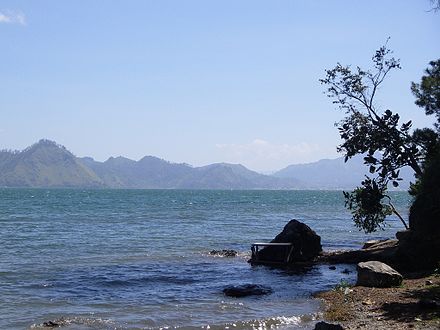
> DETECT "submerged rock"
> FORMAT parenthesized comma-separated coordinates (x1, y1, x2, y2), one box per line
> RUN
(341, 268, 351, 274)
(253, 219, 322, 264)
(209, 249, 237, 257)
(42, 321, 61, 328)
(223, 284, 272, 297)
(36, 318, 70, 328)
(356, 261, 402, 288)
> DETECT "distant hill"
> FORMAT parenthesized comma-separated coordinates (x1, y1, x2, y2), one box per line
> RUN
(0, 140, 103, 187)
(274, 155, 415, 190)
(0, 140, 299, 189)
(79, 155, 195, 188)
(0, 140, 416, 189)
(177, 163, 301, 189)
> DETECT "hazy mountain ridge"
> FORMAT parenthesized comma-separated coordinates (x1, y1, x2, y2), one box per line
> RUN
(0, 140, 300, 189)
(0, 140, 414, 189)
(274, 155, 414, 189)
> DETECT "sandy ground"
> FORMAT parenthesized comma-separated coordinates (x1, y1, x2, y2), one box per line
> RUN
(314, 271, 440, 329)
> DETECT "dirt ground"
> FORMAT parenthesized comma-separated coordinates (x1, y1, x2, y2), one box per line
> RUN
(314, 271, 440, 329)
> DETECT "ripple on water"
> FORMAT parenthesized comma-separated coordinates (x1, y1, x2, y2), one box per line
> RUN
(0, 189, 410, 329)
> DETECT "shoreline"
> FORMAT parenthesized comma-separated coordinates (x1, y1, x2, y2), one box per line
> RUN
(313, 271, 440, 329)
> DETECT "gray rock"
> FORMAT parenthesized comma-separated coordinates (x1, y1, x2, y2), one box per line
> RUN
(223, 284, 272, 297)
(314, 321, 344, 330)
(356, 261, 402, 288)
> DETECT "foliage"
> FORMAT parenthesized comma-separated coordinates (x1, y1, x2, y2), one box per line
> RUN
(411, 59, 440, 131)
(409, 149, 440, 233)
(430, 0, 440, 11)
(333, 279, 352, 291)
(343, 178, 392, 232)
(320, 45, 439, 233)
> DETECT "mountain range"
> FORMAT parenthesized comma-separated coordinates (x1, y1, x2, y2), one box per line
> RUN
(0, 139, 414, 189)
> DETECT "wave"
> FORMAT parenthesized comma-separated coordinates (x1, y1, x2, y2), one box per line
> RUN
(30, 313, 319, 330)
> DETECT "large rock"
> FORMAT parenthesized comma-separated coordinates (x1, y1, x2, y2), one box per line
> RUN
(254, 219, 322, 264)
(356, 261, 402, 288)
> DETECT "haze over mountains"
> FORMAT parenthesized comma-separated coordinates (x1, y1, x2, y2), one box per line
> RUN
(0, 140, 414, 189)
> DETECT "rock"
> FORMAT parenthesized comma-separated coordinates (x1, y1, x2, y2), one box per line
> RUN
(356, 261, 403, 288)
(254, 219, 322, 264)
(396, 230, 412, 241)
(314, 321, 344, 330)
(38, 319, 70, 328)
(426, 280, 433, 285)
(209, 249, 237, 257)
(329, 266, 336, 270)
(341, 268, 351, 274)
(418, 299, 439, 309)
(42, 321, 61, 328)
(362, 240, 381, 249)
(395, 229, 440, 270)
(318, 241, 399, 265)
(223, 284, 272, 297)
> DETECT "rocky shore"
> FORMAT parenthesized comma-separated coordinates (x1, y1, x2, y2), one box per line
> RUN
(250, 219, 440, 329)
(315, 271, 440, 329)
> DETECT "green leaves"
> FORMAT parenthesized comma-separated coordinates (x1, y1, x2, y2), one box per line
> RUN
(411, 59, 440, 131)
(343, 178, 392, 233)
(320, 43, 427, 233)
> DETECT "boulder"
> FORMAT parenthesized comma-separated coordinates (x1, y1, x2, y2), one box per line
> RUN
(314, 321, 344, 330)
(223, 284, 272, 297)
(356, 261, 402, 288)
(254, 219, 322, 264)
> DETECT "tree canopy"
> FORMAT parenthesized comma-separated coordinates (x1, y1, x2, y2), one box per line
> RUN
(321, 45, 440, 233)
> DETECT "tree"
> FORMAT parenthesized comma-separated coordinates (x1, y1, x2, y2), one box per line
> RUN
(320, 45, 438, 233)
(411, 59, 440, 131)
(429, 0, 440, 11)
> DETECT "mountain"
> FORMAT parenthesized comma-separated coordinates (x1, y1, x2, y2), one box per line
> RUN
(0, 140, 416, 189)
(177, 163, 300, 189)
(274, 155, 415, 189)
(0, 140, 299, 189)
(79, 155, 195, 188)
(0, 140, 103, 187)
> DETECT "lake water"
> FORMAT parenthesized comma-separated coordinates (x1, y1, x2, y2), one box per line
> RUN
(0, 189, 412, 329)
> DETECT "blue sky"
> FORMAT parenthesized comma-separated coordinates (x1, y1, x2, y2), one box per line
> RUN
(1, 1, 439, 172)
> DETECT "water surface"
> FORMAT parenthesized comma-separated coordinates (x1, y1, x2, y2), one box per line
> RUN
(0, 189, 411, 329)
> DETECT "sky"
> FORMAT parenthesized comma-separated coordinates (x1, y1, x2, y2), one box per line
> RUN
(1, 1, 439, 172)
